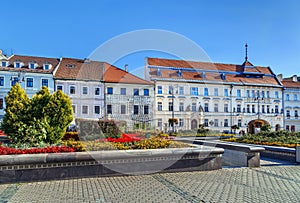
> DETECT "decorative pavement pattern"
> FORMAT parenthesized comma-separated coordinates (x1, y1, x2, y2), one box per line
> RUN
(0, 159, 299, 203)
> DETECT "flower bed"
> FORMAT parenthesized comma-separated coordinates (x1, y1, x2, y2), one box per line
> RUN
(0, 145, 75, 155)
(222, 131, 300, 148)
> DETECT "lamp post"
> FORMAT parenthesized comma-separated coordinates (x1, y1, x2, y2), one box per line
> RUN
(254, 90, 264, 132)
(171, 86, 175, 133)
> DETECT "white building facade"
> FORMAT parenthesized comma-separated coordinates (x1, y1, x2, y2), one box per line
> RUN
(103, 64, 154, 130)
(280, 74, 300, 132)
(145, 57, 284, 133)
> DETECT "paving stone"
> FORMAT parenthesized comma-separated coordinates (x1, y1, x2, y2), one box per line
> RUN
(0, 162, 299, 203)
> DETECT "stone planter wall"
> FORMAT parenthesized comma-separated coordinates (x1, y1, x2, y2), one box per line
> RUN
(0, 146, 223, 184)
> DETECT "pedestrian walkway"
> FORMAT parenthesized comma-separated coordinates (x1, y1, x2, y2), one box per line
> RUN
(0, 160, 299, 203)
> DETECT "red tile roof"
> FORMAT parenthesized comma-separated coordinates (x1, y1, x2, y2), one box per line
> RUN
(55, 58, 152, 85)
(147, 57, 279, 86)
(1, 55, 60, 73)
(104, 63, 152, 85)
(54, 58, 104, 81)
(281, 80, 300, 88)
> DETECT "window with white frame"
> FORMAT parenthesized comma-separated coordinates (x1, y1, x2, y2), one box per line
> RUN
(82, 87, 88, 95)
(82, 105, 88, 114)
(121, 105, 126, 114)
(14, 61, 21, 68)
(120, 88, 126, 95)
(157, 86, 162, 94)
(286, 94, 290, 101)
(158, 102, 162, 111)
(266, 91, 270, 98)
(144, 89, 149, 96)
(224, 103, 229, 112)
(214, 119, 218, 127)
(204, 103, 209, 112)
(237, 104, 241, 112)
(192, 103, 197, 112)
(94, 106, 100, 114)
(57, 85, 63, 91)
(294, 94, 298, 101)
(72, 105, 76, 114)
(179, 86, 184, 95)
(190, 87, 198, 96)
(29, 63, 35, 69)
(179, 118, 184, 127)
(237, 89, 241, 98)
(224, 89, 228, 97)
(134, 105, 139, 114)
(95, 87, 100, 95)
(157, 119, 162, 128)
(246, 90, 250, 98)
(41, 79, 48, 87)
(214, 88, 218, 96)
(0, 76, 4, 86)
(107, 105, 112, 114)
(238, 119, 242, 127)
(26, 78, 33, 88)
(107, 87, 113, 94)
(204, 119, 209, 127)
(224, 119, 228, 127)
(70, 86, 76, 94)
(275, 91, 279, 98)
(0, 98, 3, 109)
(204, 88, 209, 96)
(43, 64, 50, 70)
(251, 90, 255, 98)
(144, 105, 149, 114)
(134, 88, 139, 96)
(1, 61, 7, 67)
(214, 103, 218, 112)
(179, 102, 184, 112)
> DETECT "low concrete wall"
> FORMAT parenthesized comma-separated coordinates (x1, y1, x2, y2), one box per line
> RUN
(177, 138, 264, 167)
(0, 146, 224, 184)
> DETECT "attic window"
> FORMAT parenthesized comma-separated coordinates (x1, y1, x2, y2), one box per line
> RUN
(43, 63, 51, 70)
(66, 64, 75, 68)
(14, 61, 21, 68)
(177, 70, 182, 77)
(29, 63, 36, 69)
(156, 69, 161, 76)
(221, 73, 226, 80)
(1, 61, 7, 67)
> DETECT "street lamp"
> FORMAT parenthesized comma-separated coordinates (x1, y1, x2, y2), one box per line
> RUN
(230, 84, 234, 133)
(254, 90, 264, 131)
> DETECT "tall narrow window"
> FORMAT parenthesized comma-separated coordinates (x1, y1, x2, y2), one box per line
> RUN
(224, 104, 228, 112)
(204, 103, 209, 112)
(94, 106, 100, 114)
(275, 91, 279, 98)
(204, 88, 209, 96)
(0, 76, 4, 86)
(82, 87, 88, 95)
(190, 87, 198, 96)
(157, 86, 162, 94)
(192, 103, 197, 112)
(286, 110, 290, 118)
(107, 87, 113, 95)
(214, 103, 218, 112)
(237, 89, 241, 97)
(158, 102, 162, 111)
(224, 89, 228, 97)
(121, 105, 126, 114)
(120, 88, 126, 95)
(70, 86, 76, 94)
(214, 88, 218, 96)
(144, 89, 149, 96)
(95, 87, 100, 95)
(295, 110, 298, 119)
(26, 78, 33, 88)
(286, 94, 290, 101)
(179, 118, 184, 127)
(275, 105, 279, 114)
(144, 105, 149, 114)
(134, 89, 139, 96)
(107, 105, 112, 114)
(252, 105, 255, 113)
(179, 102, 184, 112)
(246, 90, 250, 98)
(0, 98, 3, 109)
(294, 94, 298, 101)
(247, 105, 250, 113)
(179, 86, 184, 95)
(134, 105, 139, 114)
(238, 119, 242, 127)
(42, 79, 48, 87)
(224, 119, 228, 127)
(237, 104, 241, 112)
(82, 105, 88, 114)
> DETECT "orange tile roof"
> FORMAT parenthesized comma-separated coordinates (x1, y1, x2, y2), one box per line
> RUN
(282, 80, 300, 88)
(104, 63, 152, 85)
(1, 55, 60, 73)
(147, 57, 279, 86)
(54, 58, 104, 81)
(55, 58, 152, 85)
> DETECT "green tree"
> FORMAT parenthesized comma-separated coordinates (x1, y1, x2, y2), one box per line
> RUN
(2, 84, 30, 144)
(44, 90, 74, 144)
(1, 85, 73, 146)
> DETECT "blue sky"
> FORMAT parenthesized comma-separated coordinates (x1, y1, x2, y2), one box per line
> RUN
(1, 0, 300, 77)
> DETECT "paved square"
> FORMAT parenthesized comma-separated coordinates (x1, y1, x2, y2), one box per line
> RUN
(0, 161, 299, 203)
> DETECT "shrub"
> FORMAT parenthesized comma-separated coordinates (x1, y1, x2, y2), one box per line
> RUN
(76, 118, 102, 140)
(98, 120, 121, 138)
(62, 132, 80, 141)
(1, 85, 73, 146)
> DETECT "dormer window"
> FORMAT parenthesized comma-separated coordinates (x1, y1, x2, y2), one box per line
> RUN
(66, 64, 75, 68)
(202, 72, 206, 79)
(29, 63, 36, 69)
(14, 61, 21, 68)
(156, 69, 161, 76)
(177, 70, 182, 77)
(1, 61, 7, 67)
(43, 63, 51, 70)
(221, 73, 226, 80)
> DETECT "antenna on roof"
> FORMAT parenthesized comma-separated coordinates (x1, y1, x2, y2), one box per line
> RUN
(245, 43, 248, 61)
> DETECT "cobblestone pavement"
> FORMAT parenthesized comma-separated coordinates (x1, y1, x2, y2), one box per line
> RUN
(0, 160, 299, 203)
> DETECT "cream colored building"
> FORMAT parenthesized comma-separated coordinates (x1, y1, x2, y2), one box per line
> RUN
(145, 57, 284, 133)
(279, 74, 300, 132)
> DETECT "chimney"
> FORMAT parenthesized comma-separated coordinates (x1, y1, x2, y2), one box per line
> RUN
(277, 74, 283, 81)
(292, 75, 298, 82)
(125, 64, 128, 72)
